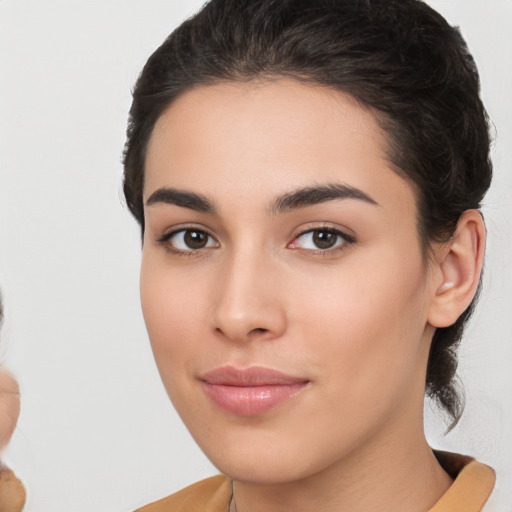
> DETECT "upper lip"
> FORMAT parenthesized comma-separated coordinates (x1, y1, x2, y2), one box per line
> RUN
(199, 366, 309, 386)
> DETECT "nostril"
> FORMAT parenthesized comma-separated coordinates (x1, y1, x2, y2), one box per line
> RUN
(249, 327, 268, 336)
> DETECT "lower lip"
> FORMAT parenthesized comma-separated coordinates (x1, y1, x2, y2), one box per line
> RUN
(202, 382, 308, 416)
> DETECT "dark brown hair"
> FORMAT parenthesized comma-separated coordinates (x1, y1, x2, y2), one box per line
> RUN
(123, 0, 492, 426)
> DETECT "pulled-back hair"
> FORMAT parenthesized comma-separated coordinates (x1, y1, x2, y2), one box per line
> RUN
(123, 0, 492, 426)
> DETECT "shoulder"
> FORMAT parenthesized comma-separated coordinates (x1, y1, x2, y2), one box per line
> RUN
(135, 475, 231, 512)
(429, 451, 495, 512)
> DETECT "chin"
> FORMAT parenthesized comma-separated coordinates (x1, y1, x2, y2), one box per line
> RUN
(214, 455, 311, 485)
(194, 425, 343, 485)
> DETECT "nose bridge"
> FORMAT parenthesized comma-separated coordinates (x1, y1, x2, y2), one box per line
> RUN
(210, 242, 286, 342)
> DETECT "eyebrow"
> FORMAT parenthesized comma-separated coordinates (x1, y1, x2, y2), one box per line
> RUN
(145, 182, 378, 215)
(270, 183, 378, 214)
(146, 187, 216, 213)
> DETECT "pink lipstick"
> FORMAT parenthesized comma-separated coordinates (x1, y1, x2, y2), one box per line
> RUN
(199, 366, 309, 416)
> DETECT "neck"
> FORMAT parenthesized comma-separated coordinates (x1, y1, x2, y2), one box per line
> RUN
(230, 422, 452, 512)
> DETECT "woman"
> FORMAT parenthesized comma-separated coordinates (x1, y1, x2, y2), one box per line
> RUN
(123, 0, 495, 510)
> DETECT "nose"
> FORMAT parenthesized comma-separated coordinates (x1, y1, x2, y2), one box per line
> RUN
(209, 251, 287, 343)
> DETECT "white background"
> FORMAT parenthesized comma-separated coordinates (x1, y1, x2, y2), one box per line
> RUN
(0, 1, 510, 510)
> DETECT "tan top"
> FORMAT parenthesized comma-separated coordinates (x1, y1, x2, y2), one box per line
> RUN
(430, 452, 495, 512)
(135, 452, 495, 512)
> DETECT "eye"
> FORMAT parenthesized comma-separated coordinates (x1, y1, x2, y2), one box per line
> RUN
(288, 228, 353, 251)
(159, 228, 219, 253)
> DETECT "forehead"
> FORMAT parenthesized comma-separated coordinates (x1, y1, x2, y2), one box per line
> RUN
(144, 79, 416, 218)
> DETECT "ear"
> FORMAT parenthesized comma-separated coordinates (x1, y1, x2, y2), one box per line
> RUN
(427, 210, 486, 328)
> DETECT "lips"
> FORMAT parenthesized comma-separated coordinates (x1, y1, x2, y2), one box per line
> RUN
(199, 366, 309, 416)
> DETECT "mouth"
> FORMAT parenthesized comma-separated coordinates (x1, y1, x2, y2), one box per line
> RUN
(199, 366, 310, 416)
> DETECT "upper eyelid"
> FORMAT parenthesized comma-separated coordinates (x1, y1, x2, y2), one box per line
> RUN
(157, 227, 219, 255)
(287, 226, 356, 254)
(293, 229, 352, 243)
(291, 224, 355, 241)
(297, 227, 346, 236)
(157, 224, 217, 242)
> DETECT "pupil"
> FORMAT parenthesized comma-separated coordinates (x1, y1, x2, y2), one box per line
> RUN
(184, 230, 207, 249)
(313, 230, 336, 249)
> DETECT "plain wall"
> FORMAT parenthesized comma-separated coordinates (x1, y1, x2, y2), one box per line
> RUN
(0, 1, 510, 510)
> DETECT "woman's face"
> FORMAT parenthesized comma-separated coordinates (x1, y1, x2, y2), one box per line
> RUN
(141, 80, 439, 483)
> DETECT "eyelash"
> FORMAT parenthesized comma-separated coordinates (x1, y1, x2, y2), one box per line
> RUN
(157, 226, 355, 256)
(157, 227, 218, 256)
(287, 227, 355, 255)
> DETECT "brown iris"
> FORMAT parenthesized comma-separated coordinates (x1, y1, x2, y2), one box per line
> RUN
(312, 230, 338, 249)
(184, 230, 209, 249)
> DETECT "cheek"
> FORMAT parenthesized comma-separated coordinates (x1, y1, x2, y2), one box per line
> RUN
(140, 262, 194, 419)
(140, 253, 199, 365)
(139, 250, 216, 410)
(294, 249, 429, 410)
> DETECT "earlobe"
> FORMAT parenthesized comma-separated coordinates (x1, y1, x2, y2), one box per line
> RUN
(428, 210, 486, 328)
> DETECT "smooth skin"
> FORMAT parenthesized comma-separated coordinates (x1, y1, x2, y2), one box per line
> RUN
(140, 80, 485, 512)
